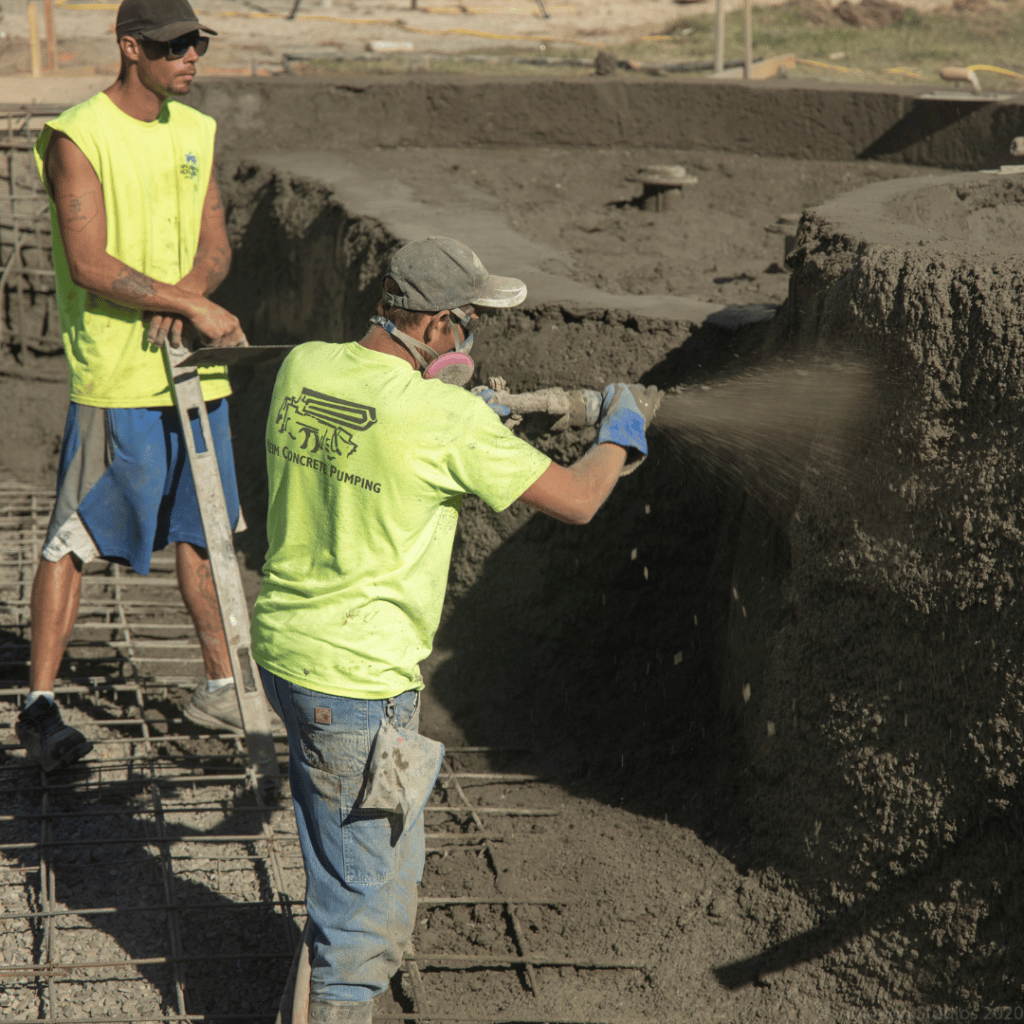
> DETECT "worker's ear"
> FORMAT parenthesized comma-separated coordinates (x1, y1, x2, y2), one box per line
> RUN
(119, 35, 142, 65)
(423, 311, 451, 349)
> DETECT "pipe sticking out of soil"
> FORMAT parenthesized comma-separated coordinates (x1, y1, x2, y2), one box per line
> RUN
(653, 360, 876, 507)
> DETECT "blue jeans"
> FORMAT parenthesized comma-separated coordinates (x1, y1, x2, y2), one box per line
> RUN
(259, 667, 426, 1007)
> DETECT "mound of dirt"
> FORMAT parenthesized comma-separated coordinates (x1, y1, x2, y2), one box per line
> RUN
(776, 0, 908, 28)
(835, 0, 908, 27)
(727, 171, 1024, 1000)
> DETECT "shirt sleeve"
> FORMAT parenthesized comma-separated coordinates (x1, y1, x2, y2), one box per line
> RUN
(442, 393, 552, 513)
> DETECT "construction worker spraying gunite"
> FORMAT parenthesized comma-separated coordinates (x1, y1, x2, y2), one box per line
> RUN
(250, 235, 660, 1023)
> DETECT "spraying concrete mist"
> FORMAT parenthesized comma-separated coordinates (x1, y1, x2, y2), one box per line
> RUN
(653, 360, 876, 509)
(493, 360, 876, 511)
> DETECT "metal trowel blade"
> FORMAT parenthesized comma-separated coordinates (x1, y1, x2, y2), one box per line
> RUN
(177, 345, 298, 368)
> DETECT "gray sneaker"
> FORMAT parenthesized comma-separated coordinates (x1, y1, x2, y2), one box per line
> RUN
(16, 699, 93, 772)
(184, 682, 245, 732)
(184, 683, 283, 734)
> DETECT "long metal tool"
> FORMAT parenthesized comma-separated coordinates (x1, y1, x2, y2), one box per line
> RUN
(163, 339, 281, 797)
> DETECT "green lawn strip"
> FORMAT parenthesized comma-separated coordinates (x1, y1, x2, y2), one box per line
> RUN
(292, 0, 1024, 92)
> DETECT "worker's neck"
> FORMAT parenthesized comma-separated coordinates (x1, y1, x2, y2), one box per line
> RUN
(360, 326, 423, 370)
(105, 73, 167, 123)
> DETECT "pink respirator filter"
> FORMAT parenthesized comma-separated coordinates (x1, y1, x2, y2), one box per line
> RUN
(423, 352, 475, 387)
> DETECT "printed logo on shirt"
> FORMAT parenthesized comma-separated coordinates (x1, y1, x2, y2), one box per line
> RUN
(180, 152, 199, 179)
(266, 434, 383, 493)
(275, 387, 377, 460)
(270, 389, 382, 492)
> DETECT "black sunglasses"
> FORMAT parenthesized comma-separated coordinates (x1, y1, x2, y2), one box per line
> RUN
(141, 32, 210, 59)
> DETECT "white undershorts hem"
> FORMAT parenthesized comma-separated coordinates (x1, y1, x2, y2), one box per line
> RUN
(42, 512, 101, 564)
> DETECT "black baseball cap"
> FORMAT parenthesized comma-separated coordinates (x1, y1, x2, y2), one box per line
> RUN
(116, 0, 216, 41)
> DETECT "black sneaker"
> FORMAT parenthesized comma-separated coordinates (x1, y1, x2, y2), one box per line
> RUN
(16, 699, 93, 772)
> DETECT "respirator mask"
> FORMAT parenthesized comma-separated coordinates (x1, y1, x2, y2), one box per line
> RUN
(370, 305, 478, 388)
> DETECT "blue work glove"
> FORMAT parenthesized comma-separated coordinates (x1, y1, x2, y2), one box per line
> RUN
(470, 386, 511, 418)
(595, 383, 662, 474)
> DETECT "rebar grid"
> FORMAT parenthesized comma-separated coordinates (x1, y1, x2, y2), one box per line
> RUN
(1, 483, 641, 1022)
(0, 482, 301, 1022)
(1, 110, 65, 370)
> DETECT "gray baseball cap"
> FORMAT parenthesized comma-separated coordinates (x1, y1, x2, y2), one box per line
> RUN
(384, 237, 527, 312)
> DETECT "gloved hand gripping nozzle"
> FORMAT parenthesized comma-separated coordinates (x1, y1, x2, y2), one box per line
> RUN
(479, 378, 661, 475)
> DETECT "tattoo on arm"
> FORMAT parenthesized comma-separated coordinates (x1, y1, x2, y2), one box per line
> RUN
(206, 243, 229, 277)
(189, 240, 230, 293)
(62, 190, 101, 232)
(111, 266, 158, 304)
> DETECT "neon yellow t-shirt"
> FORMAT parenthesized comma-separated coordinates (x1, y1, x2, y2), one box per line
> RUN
(34, 92, 230, 407)
(250, 342, 552, 700)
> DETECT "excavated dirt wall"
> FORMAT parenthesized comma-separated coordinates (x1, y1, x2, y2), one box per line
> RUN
(728, 172, 1024, 995)
(217, 155, 1024, 1005)
(190, 77, 1024, 171)
(216, 161, 744, 554)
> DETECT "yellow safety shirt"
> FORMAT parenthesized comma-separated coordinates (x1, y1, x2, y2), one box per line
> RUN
(35, 92, 230, 407)
(251, 342, 551, 700)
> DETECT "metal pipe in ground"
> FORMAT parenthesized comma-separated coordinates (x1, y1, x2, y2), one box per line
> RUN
(714, 0, 725, 74)
(27, 2, 43, 78)
(743, 0, 753, 79)
(43, 0, 57, 70)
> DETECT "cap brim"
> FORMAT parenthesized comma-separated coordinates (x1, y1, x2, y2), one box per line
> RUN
(143, 20, 217, 40)
(473, 274, 527, 308)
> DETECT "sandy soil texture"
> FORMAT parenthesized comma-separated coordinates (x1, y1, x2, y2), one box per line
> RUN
(336, 143, 936, 306)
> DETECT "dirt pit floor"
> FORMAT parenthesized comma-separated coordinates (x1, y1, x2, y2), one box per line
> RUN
(4, 76, 1024, 1024)
(336, 144, 935, 306)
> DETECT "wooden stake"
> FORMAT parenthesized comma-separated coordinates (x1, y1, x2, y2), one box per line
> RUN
(743, 0, 752, 80)
(713, 0, 725, 75)
(28, 2, 43, 78)
(44, 0, 58, 70)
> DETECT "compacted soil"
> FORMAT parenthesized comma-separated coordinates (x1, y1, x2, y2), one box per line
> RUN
(338, 143, 937, 307)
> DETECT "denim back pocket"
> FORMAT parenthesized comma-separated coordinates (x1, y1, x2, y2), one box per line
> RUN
(293, 689, 371, 778)
(290, 687, 424, 885)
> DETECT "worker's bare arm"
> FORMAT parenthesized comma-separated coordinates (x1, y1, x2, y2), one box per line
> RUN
(517, 443, 628, 525)
(176, 172, 232, 297)
(46, 133, 245, 346)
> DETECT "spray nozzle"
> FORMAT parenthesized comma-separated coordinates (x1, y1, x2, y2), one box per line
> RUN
(485, 380, 609, 431)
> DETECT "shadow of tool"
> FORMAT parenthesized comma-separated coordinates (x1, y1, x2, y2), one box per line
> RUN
(714, 795, 1024, 1000)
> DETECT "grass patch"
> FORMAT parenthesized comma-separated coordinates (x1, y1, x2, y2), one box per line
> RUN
(673, 0, 1024, 90)
(290, 0, 1024, 93)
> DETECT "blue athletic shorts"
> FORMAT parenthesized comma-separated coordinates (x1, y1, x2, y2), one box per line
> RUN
(43, 400, 241, 576)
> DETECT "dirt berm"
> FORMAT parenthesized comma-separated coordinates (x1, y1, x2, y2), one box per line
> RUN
(729, 172, 1024, 998)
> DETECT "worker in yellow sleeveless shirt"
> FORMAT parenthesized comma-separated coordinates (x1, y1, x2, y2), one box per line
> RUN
(20, 0, 254, 772)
